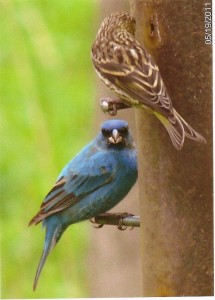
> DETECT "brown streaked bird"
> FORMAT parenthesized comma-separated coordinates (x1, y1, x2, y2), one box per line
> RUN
(91, 12, 206, 150)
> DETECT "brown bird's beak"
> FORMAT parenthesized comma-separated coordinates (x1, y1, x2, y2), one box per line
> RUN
(108, 129, 123, 144)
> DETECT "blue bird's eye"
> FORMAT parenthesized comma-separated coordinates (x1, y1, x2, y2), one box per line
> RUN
(101, 128, 110, 136)
(120, 126, 128, 135)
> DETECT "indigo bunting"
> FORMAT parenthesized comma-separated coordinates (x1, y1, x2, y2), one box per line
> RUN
(91, 12, 206, 150)
(29, 119, 137, 290)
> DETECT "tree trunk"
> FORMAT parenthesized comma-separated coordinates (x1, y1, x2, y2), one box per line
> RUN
(130, 0, 213, 296)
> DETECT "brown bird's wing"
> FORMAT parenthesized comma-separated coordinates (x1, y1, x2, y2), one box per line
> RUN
(92, 40, 174, 119)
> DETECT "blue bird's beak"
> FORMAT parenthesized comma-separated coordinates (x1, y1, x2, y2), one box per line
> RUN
(108, 129, 123, 144)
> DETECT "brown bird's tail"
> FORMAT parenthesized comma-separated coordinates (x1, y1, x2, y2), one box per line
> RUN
(173, 109, 207, 143)
(156, 109, 206, 150)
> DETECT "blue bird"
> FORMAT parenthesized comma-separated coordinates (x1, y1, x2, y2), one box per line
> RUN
(29, 119, 137, 290)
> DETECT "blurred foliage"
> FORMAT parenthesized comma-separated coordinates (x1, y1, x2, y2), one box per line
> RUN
(1, 0, 98, 297)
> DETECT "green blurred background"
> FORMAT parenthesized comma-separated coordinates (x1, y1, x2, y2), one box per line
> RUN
(1, 0, 98, 297)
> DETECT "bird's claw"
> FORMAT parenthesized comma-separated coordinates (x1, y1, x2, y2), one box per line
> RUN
(117, 212, 134, 230)
(117, 221, 127, 231)
(100, 98, 118, 115)
(90, 212, 135, 230)
(90, 218, 104, 229)
(94, 224, 104, 229)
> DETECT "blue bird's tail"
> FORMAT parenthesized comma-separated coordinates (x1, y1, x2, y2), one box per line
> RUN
(33, 223, 62, 291)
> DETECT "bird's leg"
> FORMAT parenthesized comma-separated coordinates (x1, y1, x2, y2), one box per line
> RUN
(100, 98, 132, 116)
(90, 212, 135, 230)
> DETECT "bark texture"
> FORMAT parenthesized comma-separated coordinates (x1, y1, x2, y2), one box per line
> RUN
(130, 0, 213, 296)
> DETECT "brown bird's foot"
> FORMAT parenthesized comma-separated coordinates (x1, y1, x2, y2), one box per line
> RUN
(100, 98, 131, 116)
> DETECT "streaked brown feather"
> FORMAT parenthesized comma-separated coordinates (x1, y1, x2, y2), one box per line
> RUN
(91, 12, 206, 149)
(92, 19, 173, 118)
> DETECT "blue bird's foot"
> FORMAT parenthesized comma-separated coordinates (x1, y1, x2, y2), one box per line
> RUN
(90, 218, 104, 228)
(91, 212, 135, 230)
(116, 212, 135, 231)
(117, 216, 128, 230)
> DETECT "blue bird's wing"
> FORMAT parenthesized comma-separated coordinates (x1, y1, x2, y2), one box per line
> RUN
(29, 156, 114, 225)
